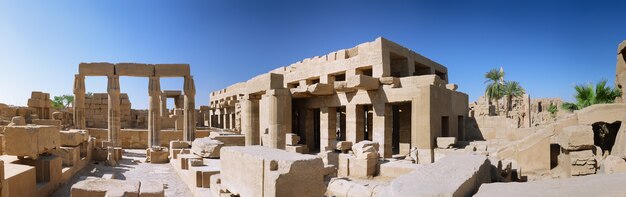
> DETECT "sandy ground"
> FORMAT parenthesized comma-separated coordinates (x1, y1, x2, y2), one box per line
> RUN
(52, 149, 192, 197)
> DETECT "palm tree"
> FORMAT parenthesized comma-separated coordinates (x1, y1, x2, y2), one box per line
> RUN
(502, 81, 525, 117)
(562, 79, 621, 111)
(484, 68, 505, 115)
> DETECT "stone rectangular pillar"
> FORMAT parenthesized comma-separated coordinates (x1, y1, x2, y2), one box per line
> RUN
(148, 77, 162, 148)
(107, 75, 121, 147)
(372, 102, 392, 158)
(320, 107, 337, 151)
(412, 87, 434, 163)
(241, 95, 260, 146)
(160, 92, 168, 117)
(73, 74, 86, 129)
(261, 89, 291, 149)
(303, 109, 315, 151)
(224, 110, 230, 129)
(183, 76, 196, 142)
(346, 104, 364, 143)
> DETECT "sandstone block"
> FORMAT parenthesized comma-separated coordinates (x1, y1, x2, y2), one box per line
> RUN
(71, 178, 140, 197)
(559, 125, 594, 150)
(79, 62, 115, 76)
(347, 74, 379, 90)
(170, 140, 191, 149)
(436, 137, 457, 149)
(115, 63, 155, 77)
(17, 154, 62, 183)
(155, 64, 190, 77)
(220, 146, 326, 197)
(600, 155, 626, 174)
(285, 145, 308, 154)
(9, 116, 25, 126)
(385, 155, 491, 197)
(335, 141, 352, 151)
(352, 140, 380, 159)
(285, 133, 300, 146)
(60, 130, 86, 147)
(51, 146, 80, 166)
(191, 138, 224, 158)
(611, 120, 626, 159)
(4, 163, 36, 197)
(148, 147, 169, 164)
(350, 157, 378, 178)
(32, 119, 61, 127)
(4, 125, 60, 159)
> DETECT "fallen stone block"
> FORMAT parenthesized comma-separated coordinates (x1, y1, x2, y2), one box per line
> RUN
(8, 116, 25, 126)
(170, 140, 191, 149)
(71, 178, 140, 197)
(352, 140, 379, 159)
(436, 137, 457, 149)
(350, 157, 378, 178)
(335, 141, 352, 152)
(327, 178, 387, 197)
(600, 155, 626, 174)
(148, 147, 169, 164)
(285, 144, 308, 154)
(4, 125, 60, 159)
(60, 129, 86, 147)
(4, 162, 36, 197)
(475, 172, 626, 197)
(559, 125, 594, 151)
(385, 155, 492, 197)
(51, 146, 80, 166)
(191, 137, 224, 158)
(221, 146, 326, 197)
(285, 133, 300, 146)
(16, 154, 62, 183)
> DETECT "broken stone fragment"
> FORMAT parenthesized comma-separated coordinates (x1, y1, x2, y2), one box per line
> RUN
(191, 137, 224, 158)
(558, 125, 594, 151)
(8, 116, 25, 126)
(436, 137, 456, 149)
(352, 140, 379, 159)
(335, 141, 353, 151)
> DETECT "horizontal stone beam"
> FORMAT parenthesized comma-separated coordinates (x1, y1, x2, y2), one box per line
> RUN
(155, 64, 190, 77)
(115, 63, 155, 77)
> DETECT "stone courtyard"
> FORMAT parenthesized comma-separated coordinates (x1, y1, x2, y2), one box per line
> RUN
(0, 38, 625, 197)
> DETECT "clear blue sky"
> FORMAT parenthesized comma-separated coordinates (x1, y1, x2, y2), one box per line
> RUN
(1, 1, 625, 109)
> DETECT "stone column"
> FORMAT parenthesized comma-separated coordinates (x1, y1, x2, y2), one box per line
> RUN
(160, 92, 167, 117)
(107, 75, 121, 147)
(346, 104, 364, 143)
(183, 76, 196, 142)
(73, 74, 86, 129)
(372, 103, 392, 158)
(320, 107, 337, 151)
(263, 89, 291, 149)
(148, 77, 161, 148)
(224, 109, 231, 129)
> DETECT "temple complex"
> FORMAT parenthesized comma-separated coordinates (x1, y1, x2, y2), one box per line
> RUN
(0, 38, 624, 197)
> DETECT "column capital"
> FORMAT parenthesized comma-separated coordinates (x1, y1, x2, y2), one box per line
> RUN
(73, 74, 86, 94)
(184, 75, 196, 96)
(148, 76, 161, 96)
(107, 75, 120, 93)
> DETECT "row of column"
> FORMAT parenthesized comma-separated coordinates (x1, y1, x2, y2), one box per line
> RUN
(73, 74, 197, 147)
(208, 108, 236, 130)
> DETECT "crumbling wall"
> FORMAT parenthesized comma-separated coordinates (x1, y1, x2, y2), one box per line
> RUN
(84, 93, 132, 128)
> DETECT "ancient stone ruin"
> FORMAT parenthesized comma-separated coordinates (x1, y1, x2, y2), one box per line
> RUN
(0, 37, 624, 196)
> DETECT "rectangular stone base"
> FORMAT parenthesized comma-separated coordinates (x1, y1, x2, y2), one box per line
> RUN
(4, 163, 36, 197)
(148, 148, 170, 164)
(350, 157, 378, 178)
(15, 155, 62, 183)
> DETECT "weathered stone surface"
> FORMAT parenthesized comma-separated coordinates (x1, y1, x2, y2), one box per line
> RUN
(4, 125, 60, 159)
(170, 140, 191, 149)
(558, 125, 594, 150)
(8, 116, 25, 126)
(60, 129, 86, 147)
(148, 147, 169, 164)
(611, 118, 626, 159)
(285, 145, 308, 154)
(352, 140, 380, 159)
(347, 74, 379, 90)
(436, 137, 456, 149)
(568, 149, 597, 176)
(71, 178, 140, 197)
(600, 155, 626, 174)
(384, 155, 491, 197)
(285, 133, 300, 146)
(191, 137, 224, 158)
(327, 178, 387, 197)
(350, 157, 378, 178)
(4, 162, 36, 197)
(220, 146, 326, 197)
(335, 141, 353, 151)
(50, 146, 80, 166)
(475, 173, 626, 197)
